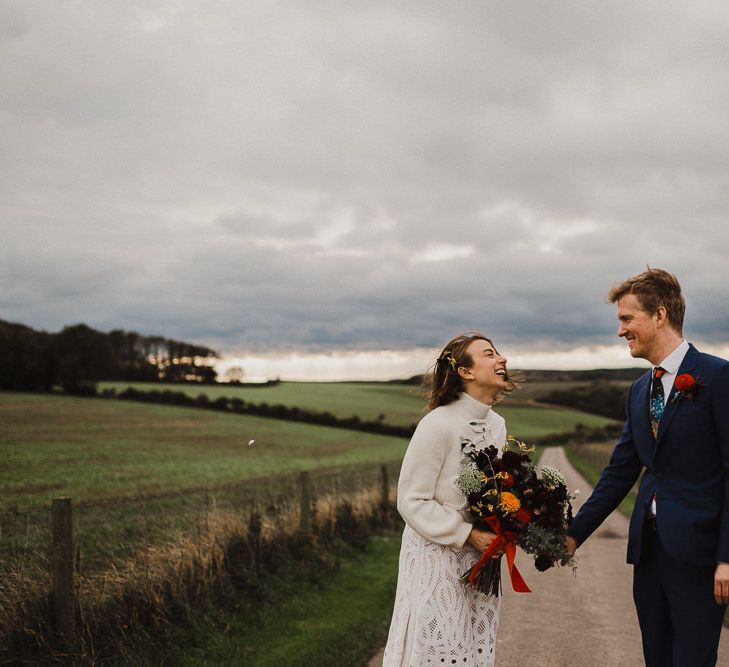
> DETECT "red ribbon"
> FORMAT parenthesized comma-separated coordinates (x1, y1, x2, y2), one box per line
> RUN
(468, 515, 531, 593)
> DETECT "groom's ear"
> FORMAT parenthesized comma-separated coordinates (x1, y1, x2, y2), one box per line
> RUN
(654, 305, 668, 327)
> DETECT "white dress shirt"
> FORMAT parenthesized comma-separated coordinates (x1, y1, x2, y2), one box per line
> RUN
(650, 338, 689, 515)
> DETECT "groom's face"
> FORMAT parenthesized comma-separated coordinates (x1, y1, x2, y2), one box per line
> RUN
(616, 293, 660, 361)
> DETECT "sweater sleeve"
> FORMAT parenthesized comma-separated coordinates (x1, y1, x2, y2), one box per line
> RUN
(396, 413, 473, 548)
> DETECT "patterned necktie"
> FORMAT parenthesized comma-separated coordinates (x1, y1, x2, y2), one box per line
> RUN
(650, 366, 666, 439)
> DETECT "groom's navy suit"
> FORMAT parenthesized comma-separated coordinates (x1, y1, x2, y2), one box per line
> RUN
(568, 344, 729, 666)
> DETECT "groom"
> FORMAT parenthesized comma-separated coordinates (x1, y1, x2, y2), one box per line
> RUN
(566, 267, 729, 666)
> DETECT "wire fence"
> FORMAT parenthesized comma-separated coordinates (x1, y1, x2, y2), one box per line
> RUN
(0, 505, 52, 575)
(1, 459, 403, 660)
(0, 459, 401, 578)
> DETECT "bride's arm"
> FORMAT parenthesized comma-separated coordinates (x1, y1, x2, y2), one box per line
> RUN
(397, 415, 474, 548)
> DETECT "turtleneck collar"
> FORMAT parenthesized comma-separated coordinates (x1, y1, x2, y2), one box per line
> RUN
(452, 391, 492, 420)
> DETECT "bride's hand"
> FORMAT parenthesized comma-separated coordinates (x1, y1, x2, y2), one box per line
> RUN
(467, 527, 503, 558)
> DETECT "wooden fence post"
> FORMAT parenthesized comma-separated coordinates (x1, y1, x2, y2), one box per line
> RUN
(51, 497, 76, 654)
(299, 471, 313, 535)
(380, 464, 390, 509)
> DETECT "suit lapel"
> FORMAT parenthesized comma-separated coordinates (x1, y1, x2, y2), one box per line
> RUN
(634, 372, 654, 448)
(655, 344, 700, 447)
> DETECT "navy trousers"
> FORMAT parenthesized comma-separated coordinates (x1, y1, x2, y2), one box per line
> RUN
(633, 519, 726, 666)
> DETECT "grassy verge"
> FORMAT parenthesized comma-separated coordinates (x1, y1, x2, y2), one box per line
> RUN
(3, 479, 401, 664)
(138, 533, 401, 667)
(564, 444, 636, 516)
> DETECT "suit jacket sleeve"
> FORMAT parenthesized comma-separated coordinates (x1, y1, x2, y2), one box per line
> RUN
(567, 386, 644, 546)
(712, 363, 729, 563)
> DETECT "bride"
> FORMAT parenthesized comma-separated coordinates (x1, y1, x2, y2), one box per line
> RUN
(382, 332, 516, 667)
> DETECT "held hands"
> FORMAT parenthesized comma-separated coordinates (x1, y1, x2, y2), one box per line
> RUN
(558, 535, 578, 566)
(714, 562, 729, 605)
(468, 527, 503, 559)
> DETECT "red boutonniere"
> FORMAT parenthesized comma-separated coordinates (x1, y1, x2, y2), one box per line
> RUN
(671, 373, 703, 403)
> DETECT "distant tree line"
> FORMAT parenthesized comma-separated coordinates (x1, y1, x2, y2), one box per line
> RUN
(103, 386, 414, 437)
(386, 375, 424, 386)
(0, 318, 218, 394)
(388, 368, 646, 387)
(525, 368, 645, 382)
(538, 381, 631, 421)
(96, 385, 622, 446)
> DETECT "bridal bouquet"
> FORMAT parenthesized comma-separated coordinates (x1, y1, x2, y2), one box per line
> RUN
(456, 434, 575, 596)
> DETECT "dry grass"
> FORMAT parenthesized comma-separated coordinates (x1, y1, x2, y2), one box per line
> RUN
(0, 558, 54, 661)
(565, 441, 637, 516)
(570, 441, 614, 467)
(1, 483, 397, 665)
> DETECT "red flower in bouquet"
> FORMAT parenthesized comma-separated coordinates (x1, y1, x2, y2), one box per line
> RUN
(515, 508, 533, 524)
(498, 472, 515, 487)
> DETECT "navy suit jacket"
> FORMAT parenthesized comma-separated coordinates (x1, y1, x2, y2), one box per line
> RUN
(568, 344, 729, 566)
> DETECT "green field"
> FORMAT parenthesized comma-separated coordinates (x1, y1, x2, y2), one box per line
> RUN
(101, 380, 429, 425)
(0, 392, 409, 511)
(2, 384, 618, 511)
(101, 380, 617, 439)
(1, 387, 619, 660)
(0, 386, 613, 572)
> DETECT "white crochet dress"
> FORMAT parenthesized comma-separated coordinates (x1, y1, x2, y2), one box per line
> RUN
(383, 392, 505, 667)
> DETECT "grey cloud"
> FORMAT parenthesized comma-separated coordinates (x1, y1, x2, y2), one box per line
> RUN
(215, 212, 314, 241)
(2, 1, 729, 354)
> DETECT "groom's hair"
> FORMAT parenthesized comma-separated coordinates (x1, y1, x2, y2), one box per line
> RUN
(608, 267, 685, 334)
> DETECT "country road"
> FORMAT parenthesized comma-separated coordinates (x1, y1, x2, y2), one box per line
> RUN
(367, 446, 729, 666)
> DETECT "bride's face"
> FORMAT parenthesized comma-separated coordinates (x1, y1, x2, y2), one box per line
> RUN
(459, 339, 509, 391)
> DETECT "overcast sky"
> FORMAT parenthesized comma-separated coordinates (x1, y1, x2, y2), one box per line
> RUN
(2, 2, 729, 377)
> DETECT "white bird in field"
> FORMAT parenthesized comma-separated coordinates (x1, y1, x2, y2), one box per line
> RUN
(248, 439, 255, 446)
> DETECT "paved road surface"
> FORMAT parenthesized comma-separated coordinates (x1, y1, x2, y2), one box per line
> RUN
(367, 446, 729, 666)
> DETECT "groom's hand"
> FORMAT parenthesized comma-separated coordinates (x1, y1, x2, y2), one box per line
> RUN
(714, 562, 729, 605)
(565, 535, 577, 556)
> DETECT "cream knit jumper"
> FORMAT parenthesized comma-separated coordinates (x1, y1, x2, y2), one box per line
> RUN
(383, 391, 506, 667)
(397, 391, 506, 547)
